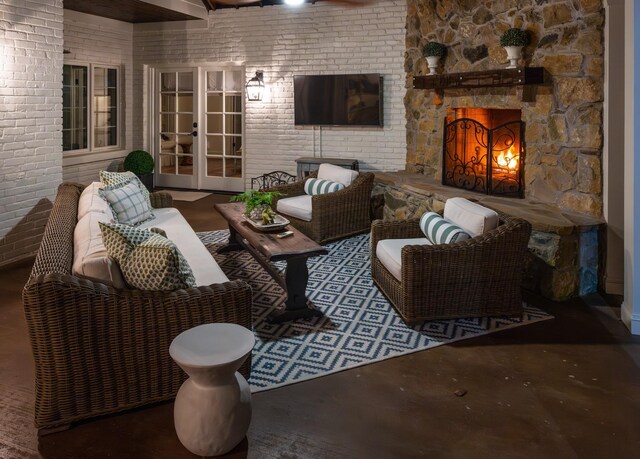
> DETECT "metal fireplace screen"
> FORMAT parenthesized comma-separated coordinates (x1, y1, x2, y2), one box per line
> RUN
(442, 108, 525, 198)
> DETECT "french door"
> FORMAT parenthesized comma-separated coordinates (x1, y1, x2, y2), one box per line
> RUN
(153, 66, 244, 192)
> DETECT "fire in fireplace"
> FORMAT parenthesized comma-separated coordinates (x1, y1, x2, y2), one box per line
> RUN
(442, 108, 525, 198)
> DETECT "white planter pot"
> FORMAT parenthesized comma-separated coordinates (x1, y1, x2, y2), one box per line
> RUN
(504, 46, 523, 69)
(426, 56, 441, 75)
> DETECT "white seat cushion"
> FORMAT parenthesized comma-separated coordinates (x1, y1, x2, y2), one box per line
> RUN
(443, 197, 499, 237)
(139, 208, 229, 286)
(317, 163, 359, 187)
(376, 238, 431, 281)
(73, 211, 127, 288)
(276, 195, 313, 222)
(73, 207, 228, 289)
(77, 182, 114, 221)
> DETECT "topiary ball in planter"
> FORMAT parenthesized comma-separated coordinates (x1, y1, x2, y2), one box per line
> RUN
(124, 150, 154, 192)
(422, 41, 445, 58)
(500, 28, 529, 47)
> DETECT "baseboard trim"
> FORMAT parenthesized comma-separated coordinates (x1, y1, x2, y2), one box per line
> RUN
(621, 301, 640, 335)
(605, 278, 624, 295)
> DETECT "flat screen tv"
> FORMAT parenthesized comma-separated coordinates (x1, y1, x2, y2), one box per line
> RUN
(294, 74, 383, 126)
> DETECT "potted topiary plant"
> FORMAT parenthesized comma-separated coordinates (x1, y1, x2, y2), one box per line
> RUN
(230, 189, 283, 225)
(123, 150, 155, 192)
(500, 28, 529, 69)
(423, 41, 445, 75)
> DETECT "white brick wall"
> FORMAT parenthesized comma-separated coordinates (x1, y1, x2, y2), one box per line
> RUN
(62, 10, 134, 183)
(133, 0, 407, 186)
(0, 0, 63, 266)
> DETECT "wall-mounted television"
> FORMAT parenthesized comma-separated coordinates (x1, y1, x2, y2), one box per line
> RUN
(294, 74, 383, 127)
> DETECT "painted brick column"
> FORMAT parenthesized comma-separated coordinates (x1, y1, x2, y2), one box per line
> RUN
(0, 0, 64, 266)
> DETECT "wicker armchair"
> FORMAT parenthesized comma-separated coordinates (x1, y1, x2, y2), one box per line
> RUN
(269, 170, 375, 244)
(23, 183, 253, 434)
(370, 215, 532, 324)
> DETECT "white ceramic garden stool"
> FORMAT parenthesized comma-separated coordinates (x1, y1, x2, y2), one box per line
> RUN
(170, 323, 255, 457)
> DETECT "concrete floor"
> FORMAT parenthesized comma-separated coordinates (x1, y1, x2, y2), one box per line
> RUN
(1, 194, 640, 458)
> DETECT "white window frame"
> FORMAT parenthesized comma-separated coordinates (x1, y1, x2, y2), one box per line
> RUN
(62, 60, 121, 157)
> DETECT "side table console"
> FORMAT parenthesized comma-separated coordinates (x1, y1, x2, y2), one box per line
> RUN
(170, 323, 255, 456)
(296, 157, 359, 180)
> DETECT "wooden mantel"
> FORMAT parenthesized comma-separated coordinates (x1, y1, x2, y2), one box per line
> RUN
(413, 67, 545, 91)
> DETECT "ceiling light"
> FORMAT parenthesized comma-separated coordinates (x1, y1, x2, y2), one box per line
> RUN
(284, 0, 305, 5)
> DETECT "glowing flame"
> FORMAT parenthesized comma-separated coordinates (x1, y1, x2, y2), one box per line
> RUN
(495, 146, 519, 171)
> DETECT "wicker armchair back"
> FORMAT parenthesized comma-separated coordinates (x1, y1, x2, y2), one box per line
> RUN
(23, 183, 252, 433)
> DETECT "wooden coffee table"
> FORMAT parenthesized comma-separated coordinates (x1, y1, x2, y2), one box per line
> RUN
(214, 202, 328, 323)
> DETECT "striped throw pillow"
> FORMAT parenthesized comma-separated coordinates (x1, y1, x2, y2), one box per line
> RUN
(304, 178, 345, 195)
(420, 212, 471, 245)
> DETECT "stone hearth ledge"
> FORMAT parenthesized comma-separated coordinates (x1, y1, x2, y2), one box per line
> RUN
(372, 171, 605, 301)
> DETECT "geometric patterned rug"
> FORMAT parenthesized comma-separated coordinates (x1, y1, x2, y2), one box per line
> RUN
(198, 231, 553, 393)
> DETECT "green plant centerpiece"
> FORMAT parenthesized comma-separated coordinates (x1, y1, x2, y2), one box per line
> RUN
(123, 150, 155, 191)
(230, 189, 283, 225)
(500, 28, 530, 47)
(422, 41, 445, 58)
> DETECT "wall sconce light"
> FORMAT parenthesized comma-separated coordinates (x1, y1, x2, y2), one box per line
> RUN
(246, 71, 264, 101)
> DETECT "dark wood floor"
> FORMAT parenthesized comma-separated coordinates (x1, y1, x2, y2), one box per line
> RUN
(2, 194, 640, 458)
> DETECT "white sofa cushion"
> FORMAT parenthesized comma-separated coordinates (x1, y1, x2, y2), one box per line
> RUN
(77, 182, 114, 221)
(139, 208, 229, 286)
(317, 163, 359, 187)
(73, 211, 127, 289)
(276, 195, 313, 222)
(420, 211, 470, 244)
(73, 207, 228, 289)
(376, 238, 431, 281)
(443, 197, 499, 237)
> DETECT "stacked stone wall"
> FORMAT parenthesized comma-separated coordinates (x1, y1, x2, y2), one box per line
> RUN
(405, 0, 604, 217)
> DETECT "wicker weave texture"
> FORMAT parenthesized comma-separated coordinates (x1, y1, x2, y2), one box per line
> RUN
(371, 216, 532, 323)
(23, 183, 253, 431)
(270, 172, 375, 244)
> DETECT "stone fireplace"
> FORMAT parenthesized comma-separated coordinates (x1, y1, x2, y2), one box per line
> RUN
(403, 0, 604, 217)
(443, 108, 524, 198)
(373, 0, 606, 301)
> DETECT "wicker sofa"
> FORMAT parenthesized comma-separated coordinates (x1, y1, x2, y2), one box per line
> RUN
(371, 201, 532, 324)
(23, 183, 252, 434)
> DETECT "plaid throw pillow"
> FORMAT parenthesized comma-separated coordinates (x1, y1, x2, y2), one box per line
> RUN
(420, 212, 470, 245)
(99, 180, 154, 226)
(304, 178, 345, 195)
(99, 170, 151, 208)
(99, 222, 195, 290)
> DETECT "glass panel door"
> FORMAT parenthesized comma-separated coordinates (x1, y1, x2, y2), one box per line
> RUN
(199, 68, 244, 191)
(155, 69, 197, 189)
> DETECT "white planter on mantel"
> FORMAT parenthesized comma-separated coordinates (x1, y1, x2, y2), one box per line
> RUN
(426, 56, 441, 75)
(504, 46, 523, 69)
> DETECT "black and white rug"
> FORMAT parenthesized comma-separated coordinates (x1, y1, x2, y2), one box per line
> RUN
(199, 231, 553, 393)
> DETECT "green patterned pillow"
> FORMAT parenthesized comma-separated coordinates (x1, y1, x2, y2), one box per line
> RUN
(99, 180, 154, 226)
(99, 170, 151, 208)
(99, 222, 195, 290)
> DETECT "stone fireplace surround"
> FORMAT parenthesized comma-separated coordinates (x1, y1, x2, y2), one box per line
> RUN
(404, 0, 604, 217)
(369, 1, 606, 300)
